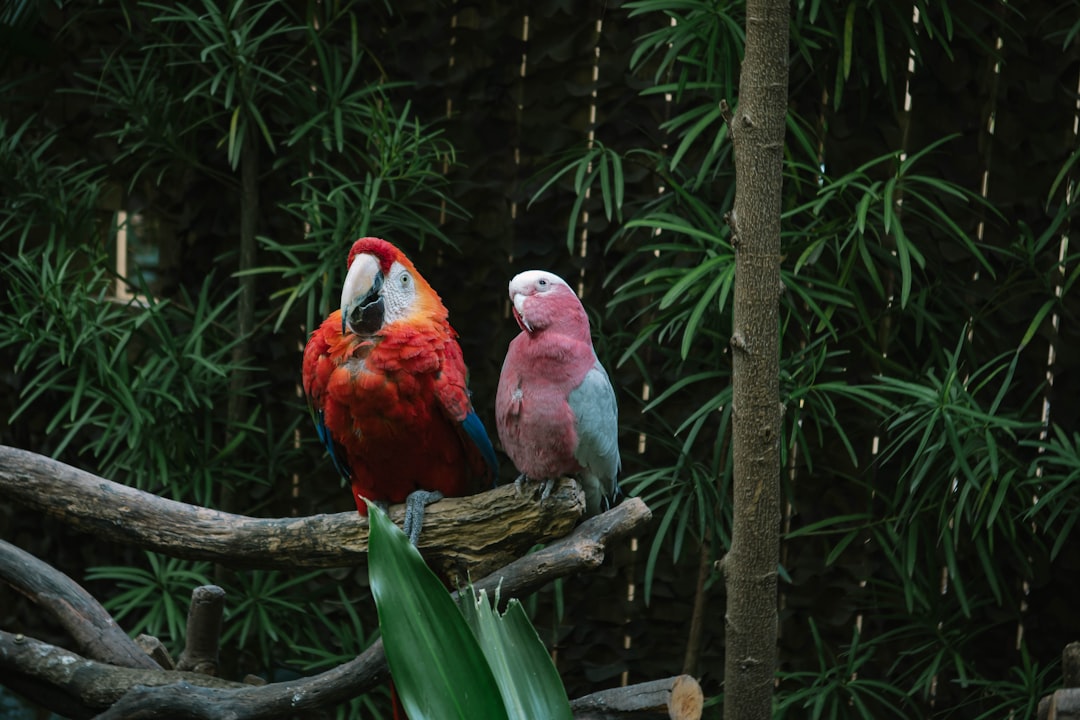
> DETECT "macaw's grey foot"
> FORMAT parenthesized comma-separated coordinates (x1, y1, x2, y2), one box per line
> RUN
(403, 489, 444, 546)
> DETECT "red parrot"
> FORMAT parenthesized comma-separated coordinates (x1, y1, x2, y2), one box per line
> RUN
(496, 270, 620, 515)
(302, 237, 497, 544)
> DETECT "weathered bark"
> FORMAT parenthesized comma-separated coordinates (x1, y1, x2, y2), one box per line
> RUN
(570, 674, 703, 720)
(723, 0, 789, 718)
(0, 539, 160, 670)
(0, 445, 583, 580)
(0, 498, 651, 719)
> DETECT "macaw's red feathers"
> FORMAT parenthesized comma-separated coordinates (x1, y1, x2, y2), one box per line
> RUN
(348, 236, 400, 275)
(302, 238, 497, 517)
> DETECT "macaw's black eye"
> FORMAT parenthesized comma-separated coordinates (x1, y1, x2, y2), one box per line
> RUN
(401, 273, 410, 285)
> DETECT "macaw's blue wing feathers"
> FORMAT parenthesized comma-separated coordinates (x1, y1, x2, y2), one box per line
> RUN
(461, 410, 499, 485)
(314, 407, 352, 483)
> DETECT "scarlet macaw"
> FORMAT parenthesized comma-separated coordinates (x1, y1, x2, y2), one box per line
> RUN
(302, 237, 497, 543)
(495, 270, 620, 515)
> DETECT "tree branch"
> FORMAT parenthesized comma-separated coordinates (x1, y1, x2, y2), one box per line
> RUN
(0, 539, 160, 671)
(0, 498, 651, 719)
(0, 444, 584, 581)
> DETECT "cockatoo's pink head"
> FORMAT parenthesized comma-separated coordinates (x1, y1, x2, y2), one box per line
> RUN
(507, 270, 589, 336)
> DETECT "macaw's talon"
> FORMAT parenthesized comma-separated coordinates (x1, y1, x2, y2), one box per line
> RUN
(538, 478, 555, 502)
(403, 489, 444, 546)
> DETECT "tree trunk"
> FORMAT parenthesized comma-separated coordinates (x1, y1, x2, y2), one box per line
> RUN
(221, 126, 260, 520)
(723, 0, 789, 718)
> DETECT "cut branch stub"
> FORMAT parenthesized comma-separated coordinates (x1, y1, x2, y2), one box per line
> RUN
(570, 674, 703, 719)
(177, 585, 226, 675)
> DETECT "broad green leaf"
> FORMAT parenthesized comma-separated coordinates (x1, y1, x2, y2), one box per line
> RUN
(459, 588, 573, 720)
(367, 502, 508, 720)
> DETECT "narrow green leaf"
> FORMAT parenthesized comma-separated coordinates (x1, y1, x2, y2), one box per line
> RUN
(1020, 299, 1056, 348)
(842, 2, 856, 81)
(873, 9, 887, 83)
(228, 107, 240, 168)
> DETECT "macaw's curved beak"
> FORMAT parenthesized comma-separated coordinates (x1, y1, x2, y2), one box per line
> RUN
(341, 255, 385, 336)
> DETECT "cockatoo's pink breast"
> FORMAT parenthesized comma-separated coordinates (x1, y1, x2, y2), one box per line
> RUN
(496, 330, 593, 479)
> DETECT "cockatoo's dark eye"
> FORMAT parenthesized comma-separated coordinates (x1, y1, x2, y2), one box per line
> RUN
(538, 279, 547, 287)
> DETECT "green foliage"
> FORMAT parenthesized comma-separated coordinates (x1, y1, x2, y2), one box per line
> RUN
(367, 502, 572, 719)
(222, 569, 326, 668)
(1024, 425, 1080, 559)
(3, 0, 1078, 716)
(0, 246, 261, 502)
(458, 586, 574, 720)
(775, 621, 914, 719)
(959, 645, 1058, 720)
(263, 97, 462, 332)
(0, 0, 466, 710)
(529, 0, 1074, 715)
(288, 586, 388, 720)
(86, 553, 214, 643)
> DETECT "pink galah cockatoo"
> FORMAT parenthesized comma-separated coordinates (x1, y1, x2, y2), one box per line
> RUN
(495, 270, 620, 515)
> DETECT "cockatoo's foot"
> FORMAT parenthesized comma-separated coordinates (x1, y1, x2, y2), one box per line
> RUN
(403, 489, 444, 546)
(513, 474, 555, 503)
(513, 473, 529, 495)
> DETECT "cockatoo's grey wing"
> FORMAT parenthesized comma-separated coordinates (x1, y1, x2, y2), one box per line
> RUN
(568, 359, 621, 512)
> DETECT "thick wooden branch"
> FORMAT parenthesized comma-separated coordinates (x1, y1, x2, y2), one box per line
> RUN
(571, 675, 704, 720)
(0, 539, 160, 671)
(0, 498, 651, 719)
(0, 444, 583, 580)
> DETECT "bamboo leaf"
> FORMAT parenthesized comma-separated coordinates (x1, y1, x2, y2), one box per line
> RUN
(842, 2, 856, 81)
